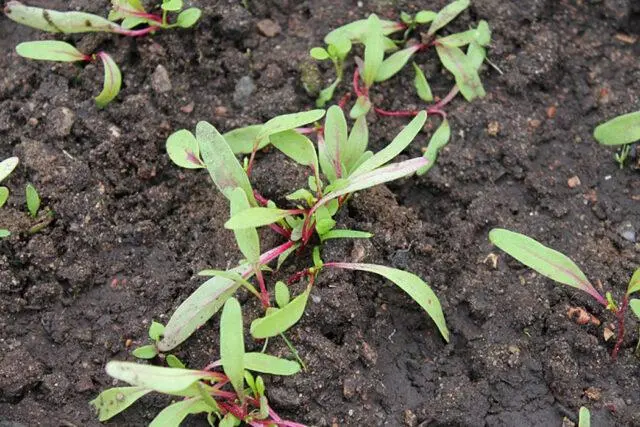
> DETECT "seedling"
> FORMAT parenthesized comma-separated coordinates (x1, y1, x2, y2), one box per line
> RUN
(92, 298, 304, 426)
(0, 157, 19, 238)
(593, 110, 640, 169)
(489, 228, 640, 360)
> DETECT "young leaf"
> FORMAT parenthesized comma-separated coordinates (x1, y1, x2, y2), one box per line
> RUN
(270, 130, 319, 172)
(149, 397, 213, 427)
(627, 268, 640, 296)
(166, 354, 186, 369)
(316, 79, 340, 108)
(95, 52, 122, 108)
(475, 20, 491, 46)
(25, 183, 40, 217)
(0, 187, 8, 208)
(243, 353, 301, 376)
(320, 229, 373, 242)
(466, 41, 486, 70)
(310, 47, 330, 60)
(90, 387, 152, 421)
(630, 299, 640, 319)
(16, 41, 88, 62)
(343, 115, 369, 172)
(488, 229, 606, 305)
(593, 111, 640, 146)
(120, 16, 148, 29)
(109, 0, 146, 21)
(435, 43, 485, 101)
(578, 407, 590, 427)
(149, 321, 165, 341)
(277, 243, 299, 270)
(437, 30, 478, 47)
(415, 10, 437, 24)
(220, 297, 245, 399)
(428, 0, 470, 35)
(225, 207, 295, 230)
(177, 8, 202, 28)
(322, 105, 347, 180)
(413, 62, 433, 102)
(223, 125, 265, 154)
(0, 230, 10, 238)
(132, 345, 158, 359)
(349, 95, 372, 119)
(330, 263, 449, 341)
(162, 0, 183, 12)
(275, 281, 290, 308)
(250, 286, 311, 338)
(166, 129, 204, 169)
(105, 362, 209, 393)
(229, 188, 260, 263)
(352, 111, 427, 176)
(0, 157, 19, 183)
(324, 18, 402, 45)
(375, 45, 421, 82)
(196, 121, 256, 206)
(257, 110, 326, 141)
(417, 119, 451, 175)
(362, 15, 385, 87)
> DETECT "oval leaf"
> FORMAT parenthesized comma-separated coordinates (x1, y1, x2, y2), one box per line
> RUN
(275, 281, 290, 308)
(257, 110, 326, 141)
(177, 8, 202, 28)
(362, 14, 385, 87)
(0, 157, 19, 183)
(132, 345, 158, 359)
(105, 362, 209, 393)
(225, 207, 294, 230)
(626, 268, 640, 296)
(250, 286, 311, 338)
(321, 105, 347, 181)
(270, 130, 319, 171)
(630, 299, 640, 319)
(594, 111, 640, 146)
(25, 183, 40, 217)
(220, 297, 245, 399)
(90, 386, 151, 421)
(166, 129, 204, 169)
(95, 52, 122, 108)
(349, 95, 372, 120)
(16, 41, 87, 62)
(243, 352, 300, 376)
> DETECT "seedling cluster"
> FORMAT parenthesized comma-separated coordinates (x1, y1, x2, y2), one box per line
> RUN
(594, 110, 640, 168)
(0, 157, 46, 238)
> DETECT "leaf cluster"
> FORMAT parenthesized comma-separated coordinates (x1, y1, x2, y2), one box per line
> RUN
(0, 157, 44, 238)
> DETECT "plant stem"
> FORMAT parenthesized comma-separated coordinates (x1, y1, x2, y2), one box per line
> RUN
(254, 266, 270, 308)
(611, 295, 629, 360)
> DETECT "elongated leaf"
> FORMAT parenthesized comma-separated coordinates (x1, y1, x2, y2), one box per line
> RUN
(150, 397, 212, 427)
(417, 119, 451, 175)
(5, 2, 123, 33)
(437, 30, 477, 47)
(275, 281, 290, 307)
(223, 125, 265, 154)
(120, 16, 147, 29)
(428, 0, 470, 35)
(343, 115, 368, 173)
(324, 18, 402, 45)
(467, 41, 486, 70)
(316, 78, 340, 108)
(331, 263, 449, 341)
(321, 105, 347, 181)
(627, 268, 640, 296)
(197, 121, 256, 205)
(270, 130, 319, 171)
(16, 41, 87, 62)
(109, 0, 146, 21)
(362, 14, 385, 87)
(243, 353, 300, 376)
(413, 62, 433, 102)
(25, 183, 40, 217)
(250, 286, 311, 338)
(436, 43, 485, 101)
(95, 52, 122, 108)
(220, 298, 245, 399)
(594, 111, 640, 146)
(196, 269, 259, 297)
(149, 321, 165, 341)
(415, 10, 437, 24)
(106, 362, 209, 393)
(578, 407, 591, 427)
(177, 8, 202, 28)
(166, 129, 204, 169)
(352, 111, 427, 175)
(257, 110, 325, 141)
(488, 229, 606, 304)
(349, 95, 371, 119)
(158, 270, 246, 351)
(320, 229, 373, 241)
(475, 20, 491, 46)
(0, 157, 19, 183)
(230, 188, 260, 263)
(225, 207, 295, 230)
(375, 45, 420, 82)
(630, 299, 640, 319)
(90, 386, 152, 421)
(0, 187, 8, 208)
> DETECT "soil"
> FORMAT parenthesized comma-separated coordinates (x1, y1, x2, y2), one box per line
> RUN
(0, 0, 639, 426)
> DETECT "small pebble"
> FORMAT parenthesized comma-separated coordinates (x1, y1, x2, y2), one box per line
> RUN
(486, 121, 500, 136)
(256, 19, 281, 37)
(546, 105, 557, 119)
(617, 221, 636, 242)
(49, 107, 75, 137)
(567, 175, 581, 188)
(180, 102, 194, 114)
(151, 65, 172, 93)
(233, 76, 256, 106)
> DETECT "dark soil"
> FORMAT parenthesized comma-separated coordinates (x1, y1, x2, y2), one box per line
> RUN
(1, 0, 639, 426)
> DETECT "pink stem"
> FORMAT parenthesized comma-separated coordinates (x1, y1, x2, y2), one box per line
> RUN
(611, 296, 629, 360)
(114, 26, 158, 37)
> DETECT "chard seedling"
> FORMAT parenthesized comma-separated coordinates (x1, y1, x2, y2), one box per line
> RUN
(489, 228, 640, 360)
(92, 298, 303, 426)
(593, 110, 640, 169)
(0, 157, 19, 238)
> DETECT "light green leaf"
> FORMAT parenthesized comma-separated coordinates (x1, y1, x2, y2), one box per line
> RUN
(220, 298, 245, 399)
(330, 263, 449, 341)
(417, 119, 451, 175)
(243, 352, 300, 376)
(321, 105, 347, 181)
(196, 270, 258, 298)
(375, 45, 421, 82)
(344, 115, 368, 173)
(197, 121, 256, 205)
(352, 111, 427, 176)
(219, 413, 239, 427)
(105, 362, 209, 393)
(225, 207, 295, 230)
(149, 321, 165, 341)
(437, 30, 477, 47)
(150, 397, 213, 427)
(177, 8, 201, 28)
(475, 20, 491, 46)
(349, 95, 372, 119)
(0, 187, 9, 208)
(0, 157, 19, 183)
(109, 0, 146, 21)
(90, 386, 151, 421)
(320, 229, 373, 241)
(0, 230, 10, 238)
(16, 41, 87, 62)
(120, 16, 147, 29)
(630, 299, 640, 319)
(25, 183, 40, 217)
(626, 268, 640, 296)
(132, 345, 158, 359)
(270, 130, 319, 172)
(161, 0, 183, 11)
(428, 0, 470, 35)
(277, 243, 299, 270)
(488, 229, 606, 305)
(230, 188, 260, 263)
(362, 14, 385, 87)
(286, 188, 315, 205)
(324, 18, 402, 45)
(251, 286, 311, 338)
(594, 111, 640, 146)
(413, 62, 433, 102)
(578, 407, 590, 427)
(257, 110, 326, 141)
(95, 52, 122, 108)
(222, 125, 265, 155)
(436, 43, 485, 101)
(415, 10, 437, 24)
(316, 79, 340, 108)
(166, 129, 204, 169)
(275, 281, 290, 307)
(310, 47, 330, 60)
(5, 2, 122, 33)
(166, 355, 186, 369)
(467, 41, 486, 70)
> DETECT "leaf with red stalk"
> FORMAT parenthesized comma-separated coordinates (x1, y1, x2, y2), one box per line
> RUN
(220, 298, 246, 401)
(270, 130, 320, 178)
(438, 20, 491, 47)
(95, 52, 122, 108)
(251, 285, 312, 339)
(243, 352, 301, 376)
(375, 44, 422, 82)
(105, 362, 216, 393)
(15, 41, 90, 62)
(166, 129, 205, 169)
(257, 110, 326, 143)
(362, 14, 386, 88)
(435, 43, 486, 102)
(324, 16, 403, 46)
(349, 95, 372, 119)
(320, 105, 347, 182)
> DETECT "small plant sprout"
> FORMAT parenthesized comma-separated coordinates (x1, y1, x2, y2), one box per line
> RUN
(489, 228, 640, 360)
(0, 157, 20, 238)
(130, 321, 166, 360)
(15, 41, 121, 108)
(25, 183, 40, 218)
(109, 0, 202, 31)
(593, 110, 640, 169)
(91, 297, 303, 426)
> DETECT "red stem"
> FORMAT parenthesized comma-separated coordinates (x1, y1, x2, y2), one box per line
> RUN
(114, 26, 158, 37)
(255, 267, 270, 308)
(611, 296, 629, 360)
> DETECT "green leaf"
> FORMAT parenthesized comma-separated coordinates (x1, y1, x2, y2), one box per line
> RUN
(229, 188, 260, 263)
(149, 321, 165, 341)
(257, 110, 326, 141)
(475, 20, 491, 46)
(275, 281, 290, 307)
(150, 397, 213, 427)
(362, 15, 385, 87)
(25, 183, 40, 217)
(16, 41, 87, 62)
(349, 95, 372, 120)
(626, 268, 640, 296)
(415, 10, 437, 24)
(132, 345, 158, 359)
(120, 16, 148, 29)
(428, 0, 470, 35)
(320, 105, 347, 181)
(352, 111, 427, 176)
(417, 119, 451, 175)
(243, 352, 300, 376)
(488, 229, 606, 305)
(324, 18, 402, 45)
(343, 115, 368, 173)
(0, 187, 9, 208)
(0, 157, 19, 183)
(312, 246, 323, 268)
(177, 8, 201, 28)
(316, 79, 340, 108)
(594, 111, 640, 146)
(105, 362, 210, 393)
(225, 207, 295, 230)
(437, 30, 477, 47)
(310, 47, 330, 60)
(331, 38, 353, 58)
(0, 230, 10, 238)
(196, 270, 258, 299)
(412, 62, 433, 102)
(166, 129, 204, 169)
(375, 45, 421, 82)
(330, 263, 449, 341)
(578, 407, 590, 427)
(161, 0, 183, 11)
(251, 286, 311, 338)
(166, 355, 186, 369)
(436, 43, 485, 101)
(219, 413, 239, 427)
(222, 125, 265, 154)
(220, 297, 245, 399)
(466, 41, 486, 70)
(109, 0, 146, 21)
(270, 130, 319, 172)
(95, 52, 122, 108)
(5, 2, 122, 34)
(90, 386, 151, 421)
(277, 243, 299, 270)
(320, 229, 373, 242)
(196, 121, 256, 206)
(630, 299, 640, 319)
